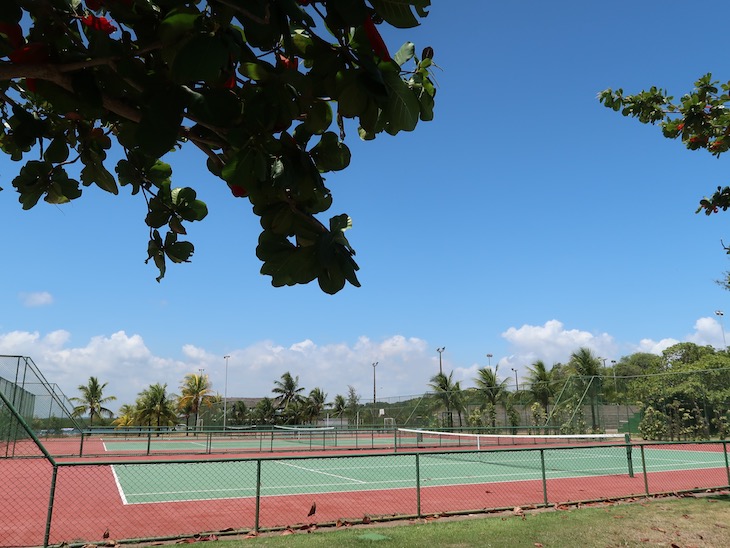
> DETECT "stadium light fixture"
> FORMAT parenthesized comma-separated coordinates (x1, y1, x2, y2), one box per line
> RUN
(486, 353, 493, 368)
(436, 347, 445, 375)
(511, 367, 519, 391)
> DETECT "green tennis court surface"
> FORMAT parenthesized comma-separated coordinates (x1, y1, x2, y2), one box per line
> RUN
(111, 446, 727, 505)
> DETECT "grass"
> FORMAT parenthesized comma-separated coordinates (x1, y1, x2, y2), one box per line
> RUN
(194, 494, 730, 547)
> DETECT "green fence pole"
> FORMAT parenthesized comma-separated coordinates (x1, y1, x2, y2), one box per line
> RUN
(624, 433, 634, 478)
(540, 449, 548, 506)
(640, 444, 649, 495)
(79, 431, 85, 457)
(415, 454, 421, 518)
(393, 426, 398, 453)
(724, 441, 730, 487)
(43, 464, 59, 548)
(146, 432, 152, 456)
(255, 459, 262, 532)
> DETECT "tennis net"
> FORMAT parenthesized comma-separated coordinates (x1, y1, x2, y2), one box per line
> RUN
(396, 428, 629, 451)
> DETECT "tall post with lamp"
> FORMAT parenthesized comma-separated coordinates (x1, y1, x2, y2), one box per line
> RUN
(436, 347, 445, 375)
(372, 362, 378, 424)
(223, 355, 230, 430)
(716, 310, 727, 349)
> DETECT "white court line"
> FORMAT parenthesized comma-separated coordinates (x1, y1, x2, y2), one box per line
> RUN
(110, 465, 129, 505)
(276, 460, 366, 484)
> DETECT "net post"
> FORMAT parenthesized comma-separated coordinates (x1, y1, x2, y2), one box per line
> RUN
(79, 430, 85, 457)
(624, 433, 634, 478)
(393, 426, 398, 453)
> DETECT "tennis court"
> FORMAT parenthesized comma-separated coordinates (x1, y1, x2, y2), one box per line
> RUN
(111, 444, 727, 505)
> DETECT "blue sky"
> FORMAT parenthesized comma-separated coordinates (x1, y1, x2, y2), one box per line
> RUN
(2, 1, 730, 411)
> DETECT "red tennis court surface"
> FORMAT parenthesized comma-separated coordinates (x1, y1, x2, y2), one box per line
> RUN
(1, 440, 728, 547)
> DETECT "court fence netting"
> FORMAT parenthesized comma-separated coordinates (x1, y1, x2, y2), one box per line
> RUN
(3, 384, 730, 547)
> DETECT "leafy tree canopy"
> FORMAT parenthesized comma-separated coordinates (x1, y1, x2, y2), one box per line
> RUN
(0, 0, 435, 293)
(599, 75, 730, 282)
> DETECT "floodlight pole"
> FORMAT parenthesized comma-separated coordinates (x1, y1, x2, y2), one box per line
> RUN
(486, 353, 493, 368)
(223, 355, 230, 430)
(716, 310, 727, 349)
(436, 347, 445, 375)
(372, 362, 378, 409)
(511, 368, 519, 391)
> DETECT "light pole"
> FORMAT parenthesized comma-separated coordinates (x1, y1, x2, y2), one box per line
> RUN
(511, 368, 519, 391)
(486, 353, 493, 368)
(223, 355, 230, 430)
(611, 359, 617, 392)
(716, 310, 727, 348)
(197, 368, 205, 430)
(436, 347, 445, 375)
(372, 362, 378, 422)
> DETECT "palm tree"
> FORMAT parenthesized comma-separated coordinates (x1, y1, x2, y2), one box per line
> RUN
(70, 377, 116, 427)
(305, 387, 327, 424)
(252, 397, 277, 425)
(332, 394, 347, 426)
(112, 404, 137, 429)
(272, 372, 305, 409)
(178, 373, 216, 431)
(525, 360, 554, 414)
(281, 399, 307, 425)
(229, 401, 248, 425)
(569, 347, 602, 431)
(136, 383, 178, 432)
(428, 372, 464, 428)
(474, 366, 508, 427)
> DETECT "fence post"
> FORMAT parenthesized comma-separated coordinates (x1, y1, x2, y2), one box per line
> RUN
(146, 432, 152, 456)
(724, 440, 730, 487)
(640, 444, 649, 495)
(624, 433, 634, 478)
(540, 449, 548, 506)
(43, 464, 59, 548)
(254, 459, 262, 532)
(415, 454, 421, 517)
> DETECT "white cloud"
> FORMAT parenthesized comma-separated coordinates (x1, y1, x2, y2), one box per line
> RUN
(18, 291, 54, 307)
(498, 320, 616, 380)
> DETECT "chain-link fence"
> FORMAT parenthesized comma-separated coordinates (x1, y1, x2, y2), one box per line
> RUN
(3, 384, 729, 548)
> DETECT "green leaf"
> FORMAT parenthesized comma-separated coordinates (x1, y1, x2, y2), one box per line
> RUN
(158, 11, 201, 45)
(369, 0, 431, 28)
(303, 101, 333, 135)
(81, 162, 119, 194)
(136, 87, 186, 158)
(171, 34, 231, 84)
(394, 42, 415, 66)
(310, 132, 351, 172)
(44, 137, 69, 164)
(381, 69, 421, 134)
